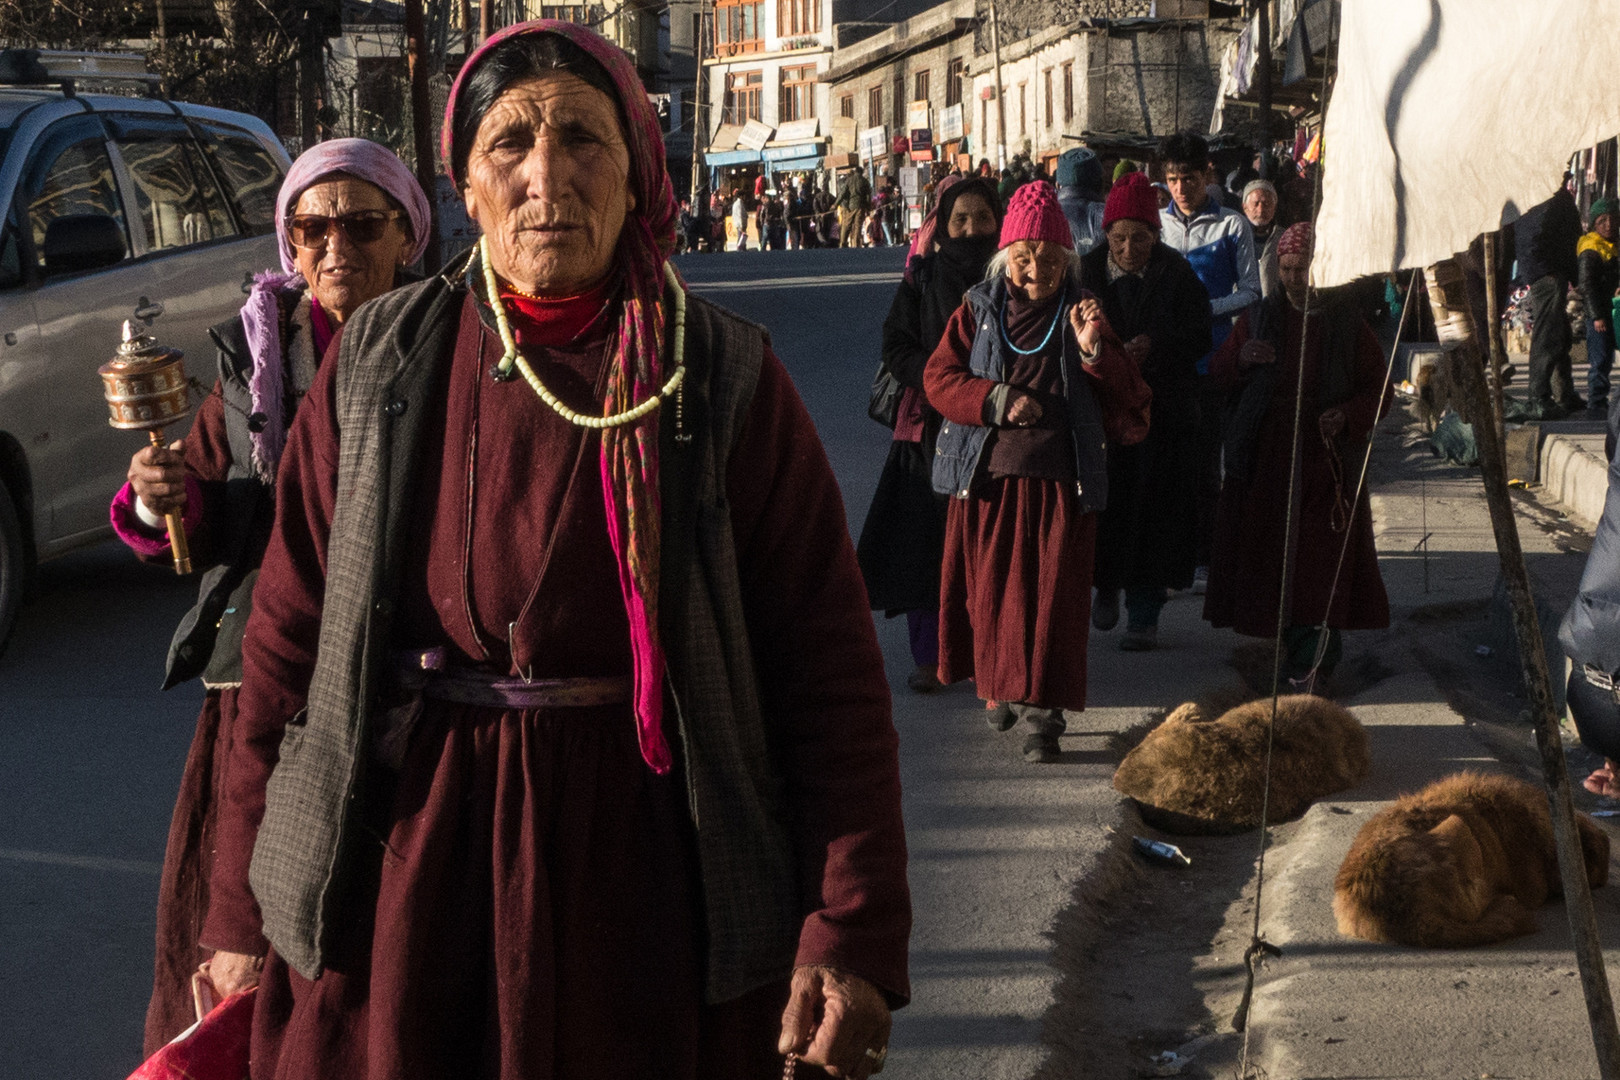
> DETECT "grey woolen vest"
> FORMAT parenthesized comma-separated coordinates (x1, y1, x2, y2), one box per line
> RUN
(247, 267, 801, 1003)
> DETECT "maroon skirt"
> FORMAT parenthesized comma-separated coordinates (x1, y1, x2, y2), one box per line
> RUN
(145, 688, 235, 1055)
(246, 700, 810, 1080)
(938, 476, 1096, 711)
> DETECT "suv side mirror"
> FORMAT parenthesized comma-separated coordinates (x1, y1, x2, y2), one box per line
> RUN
(41, 213, 125, 277)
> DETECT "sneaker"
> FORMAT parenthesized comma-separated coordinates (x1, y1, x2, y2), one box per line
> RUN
(1120, 625, 1157, 651)
(1022, 732, 1061, 763)
(907, 665, 944, 694)
(1190, 566, 1209, 595)
(1092, 588, 1120, 631)
(985, 700, 1016, 731)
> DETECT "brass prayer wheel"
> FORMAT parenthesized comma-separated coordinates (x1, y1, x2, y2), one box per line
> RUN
(99, 320, 193, 574)
(100, 320, 192, 431)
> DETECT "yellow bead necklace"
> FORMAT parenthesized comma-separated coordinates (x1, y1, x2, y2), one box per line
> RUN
(481, 234, 686, 430)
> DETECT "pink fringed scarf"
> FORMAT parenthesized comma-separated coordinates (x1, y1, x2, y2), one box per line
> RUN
(447, 21, 682, 773)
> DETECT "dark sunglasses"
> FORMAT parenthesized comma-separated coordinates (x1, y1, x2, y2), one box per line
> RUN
(286, 210, 404, 249)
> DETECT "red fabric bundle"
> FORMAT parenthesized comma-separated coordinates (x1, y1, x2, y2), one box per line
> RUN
(127, 988, 255, 1080)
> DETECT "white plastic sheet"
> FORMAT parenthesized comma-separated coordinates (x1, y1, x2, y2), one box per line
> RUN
(1312, 0, 1620, 288)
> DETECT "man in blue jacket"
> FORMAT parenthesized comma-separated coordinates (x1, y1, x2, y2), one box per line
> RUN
(1157, 131, 1261, 590)
(1055, 146, 1107, 255)
(1517, 176, 1586, 418)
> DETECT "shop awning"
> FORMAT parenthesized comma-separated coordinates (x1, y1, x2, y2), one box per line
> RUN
(703, 148, 762, 166)
(767, 154, 824, 172)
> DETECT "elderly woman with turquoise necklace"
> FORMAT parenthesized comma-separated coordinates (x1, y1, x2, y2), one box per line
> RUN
(198, 20, 910, 1080)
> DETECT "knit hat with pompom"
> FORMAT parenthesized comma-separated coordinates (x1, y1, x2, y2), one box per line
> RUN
(1102, 171, 1163, 231)
(998, 181, 1073, 251)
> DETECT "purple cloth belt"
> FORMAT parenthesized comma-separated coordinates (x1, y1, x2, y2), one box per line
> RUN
(391, 648, 633, 710)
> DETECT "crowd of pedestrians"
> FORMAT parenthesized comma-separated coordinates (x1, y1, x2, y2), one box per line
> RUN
(859, 130, 1394, 763)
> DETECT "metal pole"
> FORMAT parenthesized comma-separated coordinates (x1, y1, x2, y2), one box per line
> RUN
(405, 0, 441, 272)
(691, 1, 708, 210)
(1425, 258, 1620, 1080)
(988, 0, 1007, 171)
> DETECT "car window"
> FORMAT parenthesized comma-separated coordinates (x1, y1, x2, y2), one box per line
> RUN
(193, 121, 283, 236)
(21, 114, 131, 280)
(103, 113, 236, 252)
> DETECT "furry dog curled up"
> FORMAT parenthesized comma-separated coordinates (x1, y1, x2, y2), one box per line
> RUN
(1112, 694, 1370, 834)
(1333, 772, 1611, 948)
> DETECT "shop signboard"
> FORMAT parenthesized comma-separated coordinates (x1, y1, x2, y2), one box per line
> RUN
(831, 115, 858, 153)
(774, 118, 820, 143)
(909, 129, 933, 161)
(737, 119, 775, 151)
(858, 125, 888, 163)
(940, 103, 964, 142)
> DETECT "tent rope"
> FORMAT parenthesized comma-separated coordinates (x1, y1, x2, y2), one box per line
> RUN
(1233, 10, 1343, 1073)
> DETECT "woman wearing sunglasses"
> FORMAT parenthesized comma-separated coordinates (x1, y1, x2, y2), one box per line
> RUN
(108, 138, 429, 1056)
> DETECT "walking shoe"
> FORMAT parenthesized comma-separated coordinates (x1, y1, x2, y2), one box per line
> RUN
(1561, 392, 1589, 413)
(907, 665, 944, 694)
(1022, 732, 1061, 763)
(985, 700, 1016, 731)
(1190, 566, 1209, 595)
(1092, 588, 1120, 631)
(1120, 625, 1157, 651)
(1588, 398, 1610, 418)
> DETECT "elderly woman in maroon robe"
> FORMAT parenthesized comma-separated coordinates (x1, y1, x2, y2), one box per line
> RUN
(198, 21, 909, 1080)
(924, 181, 1151, 763)
(1203, 222, 1391, 690)
(110, 138, 430, 1055)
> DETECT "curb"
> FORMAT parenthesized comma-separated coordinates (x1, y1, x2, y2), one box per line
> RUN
(1541, 431, 1610, 527)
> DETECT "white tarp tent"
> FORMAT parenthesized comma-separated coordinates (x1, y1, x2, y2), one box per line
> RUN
(1312, 0, 1620, 289)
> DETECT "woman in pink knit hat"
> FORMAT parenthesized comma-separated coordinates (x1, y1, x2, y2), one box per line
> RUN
(1079, 171, 1214, 651)
(924, 181, 1152, 762)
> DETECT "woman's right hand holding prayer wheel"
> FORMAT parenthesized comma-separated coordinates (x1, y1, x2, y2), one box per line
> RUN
(127, 440, 188, 517)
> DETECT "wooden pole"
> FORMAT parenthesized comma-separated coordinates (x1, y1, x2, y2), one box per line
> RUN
(404, 0, 441, 273)
(988, 0, 1008, 171)
(1425, 258, 1620, 1080)
(480, 0, 492, 43)
(1255, 0, 1273, 143)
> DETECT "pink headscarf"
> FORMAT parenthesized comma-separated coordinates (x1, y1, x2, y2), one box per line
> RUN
(444, 21, 680, 774)
(274, 138, 431, 272)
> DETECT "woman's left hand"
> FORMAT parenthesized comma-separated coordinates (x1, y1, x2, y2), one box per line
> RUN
(779, 964, 892, 1078)
(1070, 297, 1107, 357)
(1319, 408, 1347, 440)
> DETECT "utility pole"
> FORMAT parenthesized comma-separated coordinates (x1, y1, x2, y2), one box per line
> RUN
(460, 0, 474, 55)
(690, 0, 709, 210)
(405, 0, 441, 271)
(480, 0, 493, 44)
(987, 0, 1007, 170)
(297, 1, 325, 151)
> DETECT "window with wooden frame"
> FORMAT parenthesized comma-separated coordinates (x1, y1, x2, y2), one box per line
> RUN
(868, 84, 883, 128)
(914, 69, 930, 104)
(1062, 61, 1074, 124)
(539, 5, 588, 22)
(841, 93, 855, 119)
(714, 0, 765, 56)
(1018, 82, 1026, 137)
(777, 0, 820, 38)
(723, 69, 764, 124)
(1043, 69, 1053, 127)
(780, 64, 816, 123)
(946, 58, 964, 108)
(893, 73, 905, 130)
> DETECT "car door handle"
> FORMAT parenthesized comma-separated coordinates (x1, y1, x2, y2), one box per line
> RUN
(133, 297, 164, 322)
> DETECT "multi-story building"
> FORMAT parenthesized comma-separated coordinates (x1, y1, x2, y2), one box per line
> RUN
(821, 0, 978, 181)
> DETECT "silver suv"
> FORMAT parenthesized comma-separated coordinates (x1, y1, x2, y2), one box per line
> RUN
(0, 53, 290, 645)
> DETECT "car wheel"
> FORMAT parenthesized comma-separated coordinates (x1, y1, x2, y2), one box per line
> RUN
(0, 472, 26, 653)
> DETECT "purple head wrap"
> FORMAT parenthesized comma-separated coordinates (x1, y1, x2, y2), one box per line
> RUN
(443, 21, 680, 774)
(274, 138, 431, 272)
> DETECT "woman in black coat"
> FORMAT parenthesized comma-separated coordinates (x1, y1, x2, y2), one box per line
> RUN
(1080, 173, 1214, 650)
(858, 177, 1002, 691)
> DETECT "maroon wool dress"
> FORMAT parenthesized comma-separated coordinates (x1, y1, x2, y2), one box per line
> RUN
(1202, 305, 1392, 636)
(202, 290, 910, 1080)
(109, 386, 245, 1056)
(925, 290, 1151, 711)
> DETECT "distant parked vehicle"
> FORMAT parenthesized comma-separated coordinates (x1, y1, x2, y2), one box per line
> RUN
(0, 50, 291, 647)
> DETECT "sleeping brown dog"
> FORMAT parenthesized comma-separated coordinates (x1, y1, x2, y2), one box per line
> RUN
(1112, 694, 1370, 834)
(1334, 772, 1611, 948)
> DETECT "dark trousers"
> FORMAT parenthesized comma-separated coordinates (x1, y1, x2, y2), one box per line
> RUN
(1193, 373, 1224, 566)
(1528, 273, 1576, 403)
(1588, 321, 1615, 404)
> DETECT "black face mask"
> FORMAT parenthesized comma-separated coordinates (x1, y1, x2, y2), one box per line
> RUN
(934, 232, 999, 272)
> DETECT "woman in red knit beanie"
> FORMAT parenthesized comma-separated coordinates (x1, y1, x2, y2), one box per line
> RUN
(1079, 171, 1215, 650)
(924, 181, 1152, 762)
